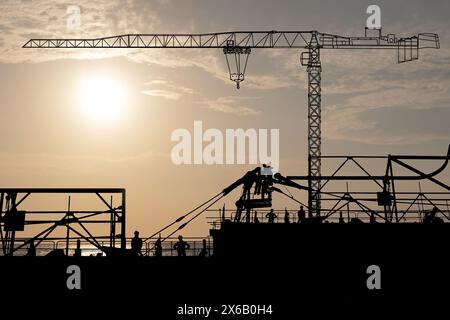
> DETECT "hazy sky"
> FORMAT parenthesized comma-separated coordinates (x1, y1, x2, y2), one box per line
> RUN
(0, 0, 449, 238)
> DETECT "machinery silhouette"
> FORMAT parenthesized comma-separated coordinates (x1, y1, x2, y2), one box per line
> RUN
(23, 28, 440, 217)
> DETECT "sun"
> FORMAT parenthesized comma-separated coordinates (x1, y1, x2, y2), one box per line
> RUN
(77, 75, 127, 123)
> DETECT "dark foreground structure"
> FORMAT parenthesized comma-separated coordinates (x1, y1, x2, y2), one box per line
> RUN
(1, 223, 450, 318)
(1, 148, 450, 317)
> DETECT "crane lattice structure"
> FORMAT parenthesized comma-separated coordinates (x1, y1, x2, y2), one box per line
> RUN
(23, 28, 440, 216)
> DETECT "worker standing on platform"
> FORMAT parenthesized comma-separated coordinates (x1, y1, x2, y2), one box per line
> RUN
(199, 239, 208, 257)
(370, 212, 377, 224)
(297, 206, 305, 223)
(173, 235, 190, 256)
(284, 208, 290, 223)
(266, 209, 277, 223)
(154, 235, 163, 257)
(254, 211, 260, 224)
(339, 211, 345, 224)
(74, 239, 82, 257)
(131, 230, 143, 256)
(27, 240, 36, 257)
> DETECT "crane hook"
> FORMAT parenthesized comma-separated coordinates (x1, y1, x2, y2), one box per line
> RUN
(223, 43, 251, 90)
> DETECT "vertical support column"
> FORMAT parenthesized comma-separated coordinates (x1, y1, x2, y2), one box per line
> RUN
(391, 177, 399, 223)
(383, 157, 398, 223)
(0, 192, 4, 255)
(110, 196, 116, 248)
(121, 189, 126, 250)
(305, 32, 322, 217)
(382, 157, 393, 223)
(8, 193, 18, 256)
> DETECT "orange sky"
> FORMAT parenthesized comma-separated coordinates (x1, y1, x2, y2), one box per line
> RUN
(0, 0, 449, 240)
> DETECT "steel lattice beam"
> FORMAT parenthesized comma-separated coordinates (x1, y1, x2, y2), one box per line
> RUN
(305, 33, 323, 217)
(0, 188, 126, 256)
(23, 30, 439, 51)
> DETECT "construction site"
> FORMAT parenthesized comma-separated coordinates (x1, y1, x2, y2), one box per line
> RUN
(1, 1, 449, 317)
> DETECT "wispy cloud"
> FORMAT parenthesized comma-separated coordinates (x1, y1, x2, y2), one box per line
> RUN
(0, 0, 161, 63)
(203, 96, 261, 116)
(141, 80, 194, 100)
(142, 89, 182, 100)
(322, 68, 450, 145)
(315, 49, 450, 145)
(323, 104, 450, 145)
(141, 79, 262, 116)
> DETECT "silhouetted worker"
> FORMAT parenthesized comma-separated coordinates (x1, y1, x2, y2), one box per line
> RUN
(284, 208, 290, 223)
(154, 235, 162, 257)
(350, 217, 364, 224)
(199, 239, 208, 257)
(339, 211, 345, 224)
(131, 230, 143, 256)
(370, 212, 377, 224)
(297, 206, 305, 223)
(423, 206, 443, 223)
(27, 240, 36, 257)
(173, 235, 190, 256)
(266, 209, 277, 223)
(256, 164, 272, 199)
(254, 211, 260, 224)
(221, 206, 226, 222)
(74, 239, 82, 257)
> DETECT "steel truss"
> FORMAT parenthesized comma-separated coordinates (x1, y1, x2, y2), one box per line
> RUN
(0, 188, 126, 256)
(286, 146, 450, 223)
(23, 30, 439, 52)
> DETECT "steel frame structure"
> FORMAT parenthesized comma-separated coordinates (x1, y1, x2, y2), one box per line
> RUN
(286, 146, 450, 223)
(22, 30, 439, 51)
(24, 29, 440, 217)
(202, 145, 450, 225)
(131, 146, 450, 256)
(0, 188, 126, 256)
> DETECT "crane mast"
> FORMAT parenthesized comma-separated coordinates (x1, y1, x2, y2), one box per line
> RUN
(24, 28, 440, 217)
(303, 32, 322, 215)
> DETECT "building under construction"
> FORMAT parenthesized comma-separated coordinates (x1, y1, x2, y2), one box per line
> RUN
(1, 149, 449, 315)
(0, 27, 449, 315)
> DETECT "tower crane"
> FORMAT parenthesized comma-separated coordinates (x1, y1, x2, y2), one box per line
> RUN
(23, 28, 440, 216)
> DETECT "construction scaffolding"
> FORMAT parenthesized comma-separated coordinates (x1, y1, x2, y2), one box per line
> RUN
(0, 188, 126, 256)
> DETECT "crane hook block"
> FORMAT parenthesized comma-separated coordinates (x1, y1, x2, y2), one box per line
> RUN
(223, 45, 251, 89)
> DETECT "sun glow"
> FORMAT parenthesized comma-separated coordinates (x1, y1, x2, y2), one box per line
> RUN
(77, 75, 127, 123)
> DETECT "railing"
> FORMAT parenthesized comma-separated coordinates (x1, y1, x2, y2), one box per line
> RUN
(0, 240, 56, 257)
(142, 237, 212, 257)
(0, 237, 212, 257)
(206, 206, 450, 229)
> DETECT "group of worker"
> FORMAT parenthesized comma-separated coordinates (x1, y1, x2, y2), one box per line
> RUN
(24, 205, 444, 257)
(253, 206, 308, 224)
(131, 231, 208, 257)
